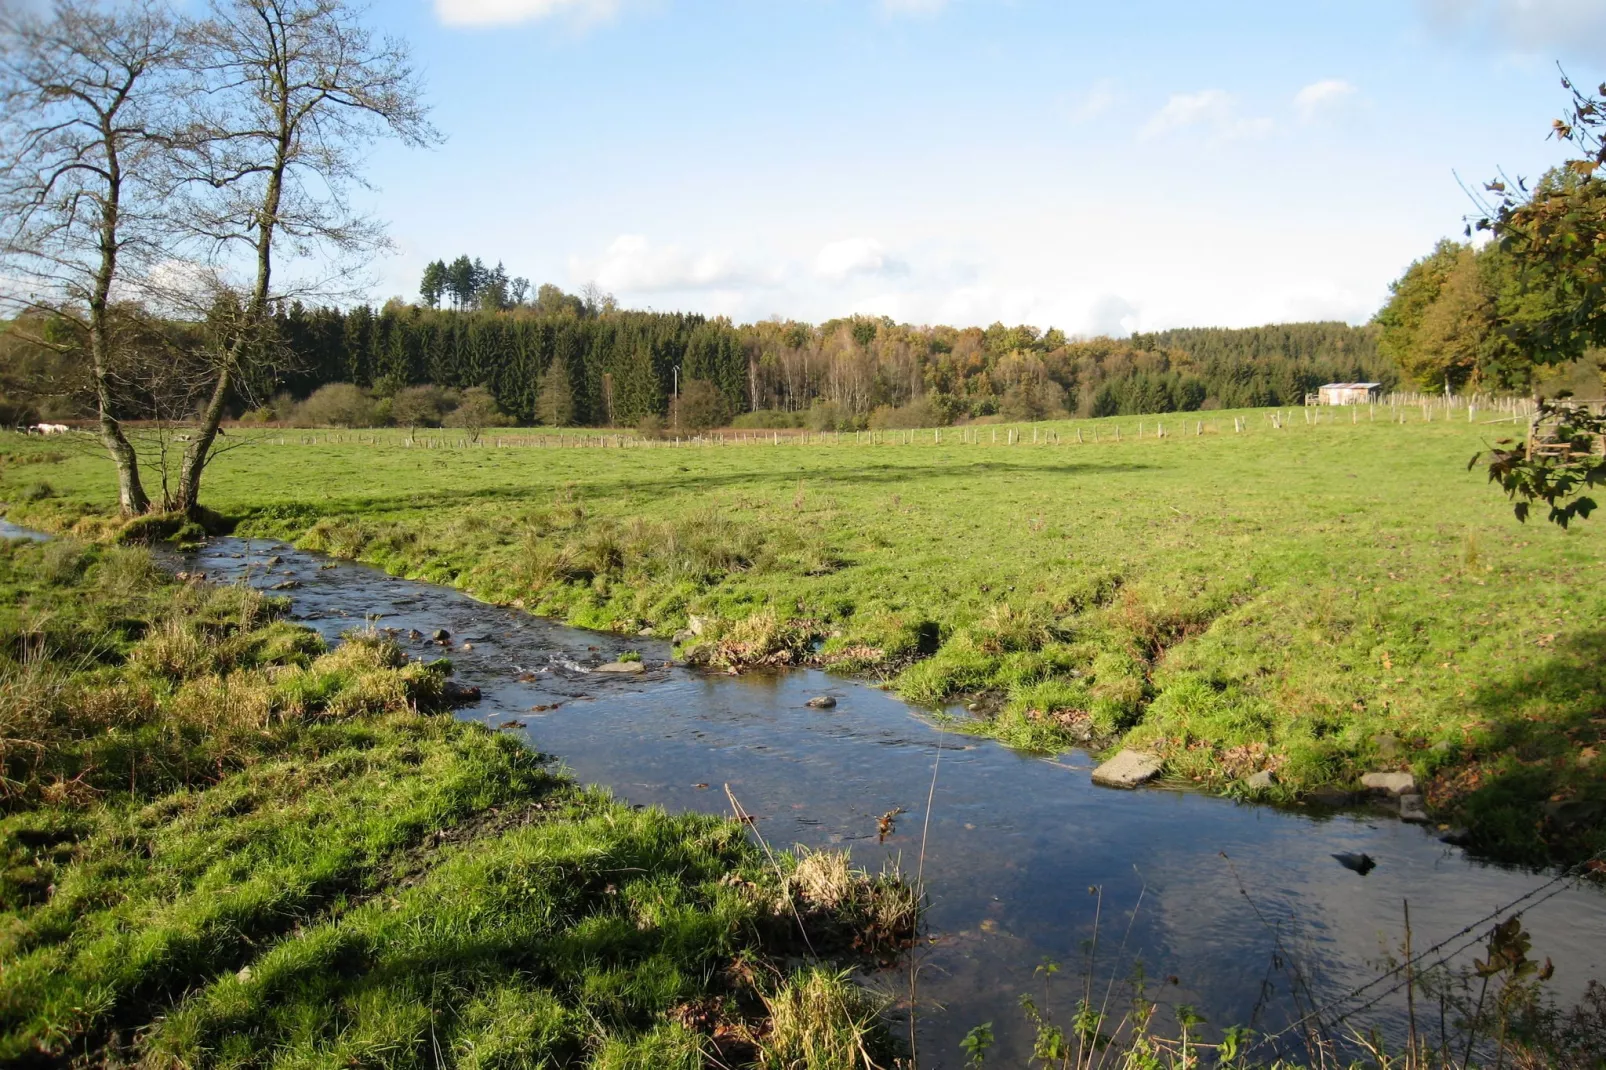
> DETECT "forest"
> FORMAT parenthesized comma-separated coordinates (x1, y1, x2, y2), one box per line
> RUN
(2, 297, 1394, 431)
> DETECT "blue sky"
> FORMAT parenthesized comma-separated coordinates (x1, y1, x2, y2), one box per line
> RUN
(350, 0, 1606, 334)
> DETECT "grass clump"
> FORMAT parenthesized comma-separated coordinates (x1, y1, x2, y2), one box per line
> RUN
(754, 967, 888, 1070)
(0, 539, 914, 1066)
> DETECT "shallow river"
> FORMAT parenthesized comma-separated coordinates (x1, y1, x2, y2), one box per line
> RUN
(8, 521, 1604, 1066)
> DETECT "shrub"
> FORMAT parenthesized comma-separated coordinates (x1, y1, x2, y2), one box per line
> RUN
(19, 481, 53, 502)
(867, 395, 948, 430)
(731, 409, 804, 430)
(673, 380, 730, 432)
(805, 399, 863, 432)
(294, 383, 380, 428)
(443, 386, 511, 441)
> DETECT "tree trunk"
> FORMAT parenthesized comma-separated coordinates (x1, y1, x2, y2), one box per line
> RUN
(89, 116, 149, 517)
(175, 361, 232, 516)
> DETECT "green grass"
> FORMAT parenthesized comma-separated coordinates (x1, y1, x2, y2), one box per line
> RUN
(0, 539, 911, 1067)
(5, 406, 1604, 867)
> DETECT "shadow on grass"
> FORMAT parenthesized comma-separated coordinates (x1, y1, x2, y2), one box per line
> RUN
(233, 460, 1159, 527)
(1449, 630, 1606, 869)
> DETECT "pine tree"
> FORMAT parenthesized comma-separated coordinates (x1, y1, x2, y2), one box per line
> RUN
(419, 260, 446, 308)
(446, 255, 476, 310)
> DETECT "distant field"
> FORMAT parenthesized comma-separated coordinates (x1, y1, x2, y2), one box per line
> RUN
(5, 404, 1603, 866)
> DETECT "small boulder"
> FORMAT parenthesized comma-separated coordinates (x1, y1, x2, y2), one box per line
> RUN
(671, 629, 696, 646)
(431, 628, 450, 643)
(1371, 734, 1403, 759)
(1439, 827, 1473, 847)
(638, 627, 655, 637)
(1246, 769, 1277, 791)
(594, 661, 646, 675)
(1399, 793, 1429, 823)
(269, 579, 300, 591)
(442, 680, 481, 704)
(1360, 771, 1417, 796)
(687, 614, 710, 636)
(1091, 749, 1163, 789)
(1333, 852, 1376, 876)
(461, 642, 474, 652)
(408, 629, 424, 642)
(805, 696, 837, 709)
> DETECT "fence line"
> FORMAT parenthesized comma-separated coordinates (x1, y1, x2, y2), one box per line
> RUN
(260, 402, 1536, 453)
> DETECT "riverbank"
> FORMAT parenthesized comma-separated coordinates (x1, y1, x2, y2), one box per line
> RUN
(4, 410, 1604, 868)
(0, 537, 914, 1066)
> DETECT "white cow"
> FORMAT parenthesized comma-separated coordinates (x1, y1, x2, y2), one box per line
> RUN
(32, 423, 72, 434)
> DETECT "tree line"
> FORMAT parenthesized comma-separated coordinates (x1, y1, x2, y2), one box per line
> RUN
(189, 303, 1388, 430)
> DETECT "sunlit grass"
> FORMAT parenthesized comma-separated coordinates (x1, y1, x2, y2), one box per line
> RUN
(4, 405, 1603, 865)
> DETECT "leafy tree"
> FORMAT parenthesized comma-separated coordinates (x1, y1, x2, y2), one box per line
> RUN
(676, 379, 729, 432)
(477, 261, 509, 311)
(391, 383, 456, 429)
(1468, 76, 1606, 527)
(296, 382, 377, 427)
(1375, 240, 1467, 389)
(535, 359, 575, 427)
(535, 283, 585, 318)
(0, 0, 189, 515)
(1475, 399, 1606, 527)
(1479, 74, 1606, 373)
(168, 0, 437, 515)
(1000, 379, 1066, 421)
(443, 385, 507, 442)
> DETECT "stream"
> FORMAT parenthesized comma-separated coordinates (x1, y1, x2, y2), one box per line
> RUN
(7, 521, 1605, 1066)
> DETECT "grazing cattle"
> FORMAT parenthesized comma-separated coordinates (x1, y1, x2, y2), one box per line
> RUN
(32, 423, 72, 435)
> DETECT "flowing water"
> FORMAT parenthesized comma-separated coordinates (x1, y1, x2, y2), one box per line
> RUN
(6, 520, 1604, 1066)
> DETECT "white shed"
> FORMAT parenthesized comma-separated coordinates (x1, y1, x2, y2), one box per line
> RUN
(1316, 382, 1382, 405)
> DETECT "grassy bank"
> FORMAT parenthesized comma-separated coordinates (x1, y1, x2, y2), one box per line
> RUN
(0, 538, 914, 1067)
(5, 407, 1604, 867)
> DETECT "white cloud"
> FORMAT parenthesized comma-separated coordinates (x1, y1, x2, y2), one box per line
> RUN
(571, 235, 768, 293)
(433, 0, 622, 28)
(1418, 0, 1606, 54)
(813, 237, 906, 281)
(1085, 294, 1140, 337)
(1140, 89, 1273, 140)
(1294, 79, 1357, 121)
(1066, 80, 1116, 123)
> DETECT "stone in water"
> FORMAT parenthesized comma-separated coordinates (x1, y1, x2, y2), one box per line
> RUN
(1091, 749, 1163, 789)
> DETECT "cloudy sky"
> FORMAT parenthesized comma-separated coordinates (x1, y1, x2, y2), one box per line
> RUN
(350, 0, 1606, 335)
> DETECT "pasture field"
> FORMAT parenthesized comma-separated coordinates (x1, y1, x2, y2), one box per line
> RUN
(5, 406, 1604, 867)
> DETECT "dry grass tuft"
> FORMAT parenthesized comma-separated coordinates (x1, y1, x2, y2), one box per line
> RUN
(753, 968, 885, 1070)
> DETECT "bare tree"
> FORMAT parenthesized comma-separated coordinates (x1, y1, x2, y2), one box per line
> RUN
(0, 0, 189, 515)
(167, 0, 438, 515)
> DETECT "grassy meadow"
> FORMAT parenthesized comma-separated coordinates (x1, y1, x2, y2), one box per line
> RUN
(0, 538, 913, 1066)
(5, 405, 1605, 867)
